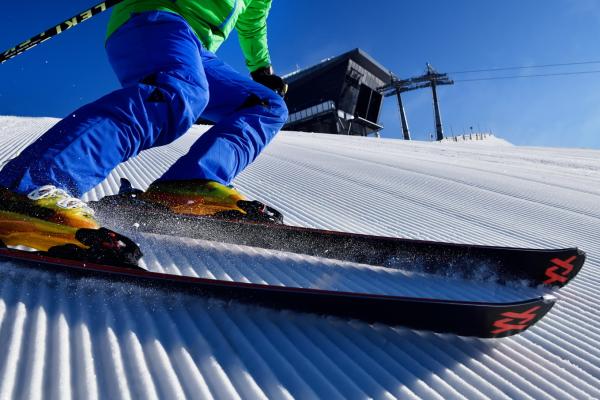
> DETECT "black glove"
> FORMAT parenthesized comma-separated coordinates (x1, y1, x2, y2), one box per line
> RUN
(251, 66, 288, 96)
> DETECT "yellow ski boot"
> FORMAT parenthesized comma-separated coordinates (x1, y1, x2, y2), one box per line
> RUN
(140, 180, 246, 216)
(0, 185, 142, 266)
(138, 179, 283, 223)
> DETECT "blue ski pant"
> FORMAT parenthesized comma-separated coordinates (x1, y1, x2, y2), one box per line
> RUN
(0, 11, 287, 197)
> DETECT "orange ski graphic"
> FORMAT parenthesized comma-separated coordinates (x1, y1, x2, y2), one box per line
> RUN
(491, 306, 542, 335)
(543, 256, 577, 285)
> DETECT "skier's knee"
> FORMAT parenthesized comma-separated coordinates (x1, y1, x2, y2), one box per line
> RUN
(178, 86, 209, 128)
(240, 92, 288, 127)
(141, 72, 209, 132)
(268, 94, 288, 127)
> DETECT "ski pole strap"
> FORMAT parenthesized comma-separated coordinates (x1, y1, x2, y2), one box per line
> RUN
(0, 0, 125, 64)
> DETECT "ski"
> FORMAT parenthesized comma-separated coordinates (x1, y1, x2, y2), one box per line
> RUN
(91, 190, 586, 288)
(0, 246, 555, 338)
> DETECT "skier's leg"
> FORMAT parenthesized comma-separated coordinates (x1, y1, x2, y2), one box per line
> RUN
(158, 50, 288, 185)
(0, 11, 208, 197)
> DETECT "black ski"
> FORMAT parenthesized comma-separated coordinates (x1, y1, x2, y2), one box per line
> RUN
(91, 191, 586, 288)
(0, 247, 555, 338)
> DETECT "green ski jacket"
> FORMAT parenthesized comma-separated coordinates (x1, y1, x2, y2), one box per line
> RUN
(106, 0, 272, 72)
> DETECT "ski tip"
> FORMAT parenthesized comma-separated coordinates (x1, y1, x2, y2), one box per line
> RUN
(486, 296, 555, 339)
(540, 248, 586, 288)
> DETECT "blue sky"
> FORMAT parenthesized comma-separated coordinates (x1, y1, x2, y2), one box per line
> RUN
(1, 0, 600, 148)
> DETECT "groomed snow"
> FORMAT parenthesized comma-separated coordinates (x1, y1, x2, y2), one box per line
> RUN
(0, 115, 599, 399)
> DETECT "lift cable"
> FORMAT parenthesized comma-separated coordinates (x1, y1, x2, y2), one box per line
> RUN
(455, 69, 600, 82)
(449, 60, 600, 74)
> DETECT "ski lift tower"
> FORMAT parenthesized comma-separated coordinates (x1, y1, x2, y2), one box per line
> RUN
(378, 63, 453, 141)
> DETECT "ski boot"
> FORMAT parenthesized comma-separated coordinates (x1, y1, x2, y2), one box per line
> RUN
(0, 185, 142, 267)
(137, 179, 284, 224)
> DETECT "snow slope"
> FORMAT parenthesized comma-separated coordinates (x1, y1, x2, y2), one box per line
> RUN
(0, 116, 599, 399)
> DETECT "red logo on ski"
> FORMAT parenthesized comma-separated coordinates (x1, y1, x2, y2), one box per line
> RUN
(491, 306, 541, 335)
(543, 256, 577, 285)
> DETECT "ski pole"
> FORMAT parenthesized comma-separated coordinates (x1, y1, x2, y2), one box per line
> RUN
(0, 0, 125, 64)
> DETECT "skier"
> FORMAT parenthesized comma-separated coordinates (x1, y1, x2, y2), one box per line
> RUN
(0, 1, 288, 260)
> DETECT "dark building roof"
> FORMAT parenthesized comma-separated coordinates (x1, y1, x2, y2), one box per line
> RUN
(284, 48, 393, 85)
